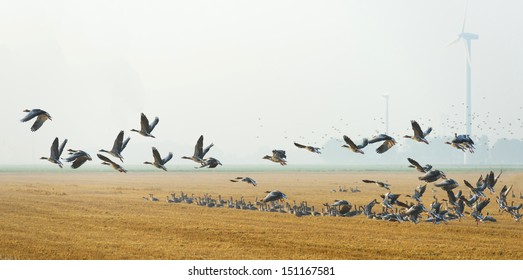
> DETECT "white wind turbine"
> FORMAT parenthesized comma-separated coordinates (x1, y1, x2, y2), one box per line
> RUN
(448, 1, 478, 164)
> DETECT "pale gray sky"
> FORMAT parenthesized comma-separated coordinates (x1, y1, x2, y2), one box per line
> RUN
(1, 0, 523, 165)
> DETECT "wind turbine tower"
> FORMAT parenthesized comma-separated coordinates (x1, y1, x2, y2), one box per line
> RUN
(383, 93, 389, 134)
(449, 2, 477, 164)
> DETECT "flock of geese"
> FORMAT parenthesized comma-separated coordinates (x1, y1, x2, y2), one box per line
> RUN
(22, 109, 474, 170)
(22, 108, 521, 224)
(22, 109, 220, 172)
(144, 162, 522, 224)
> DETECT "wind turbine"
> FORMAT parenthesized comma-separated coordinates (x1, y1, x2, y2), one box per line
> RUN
(383, 93, 389, 134)
(448, 1, 478, 164)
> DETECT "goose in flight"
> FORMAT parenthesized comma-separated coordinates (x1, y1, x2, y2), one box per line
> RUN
(434, 179, 459, 192)
(445, 189, 464, 209)
(182, 135, 213, 164)
(463, 179, 487, 198)
(97, 154, 127, 173)
(445, 141, 467, 152)
(380, 192, 409, 209)
(418, 170, 446, 183)
(198, 157, 222, 168)
(294, 142, 321, 154)
(404, 120, 432, 144)
(143, 147, 173, 171)
(404, 203, 427, 224)
(41, 137, 67, 168)
(21, 109, 52, 132)
(131, 113, 159, 138)
(497, 185, 512, 210)
(485, 170, 502, 194)
(362, 179, 391, 190)
(446, 133, 475, 153)
(263, 150, 287, 166)
(471, 198, 491, 223)
(406, 184, 426, 203)
(368, 134, 396, 154)
(342, 136, 368, 154)
(99, 130, 130, 162)
(230, 177, 257, 187)
(262, 190, 287, 203)
(407, 158, 432, 173)
(63, 149, 92, 169)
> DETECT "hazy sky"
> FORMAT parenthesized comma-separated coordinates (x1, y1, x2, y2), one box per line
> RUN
(1, 0, 523, 165)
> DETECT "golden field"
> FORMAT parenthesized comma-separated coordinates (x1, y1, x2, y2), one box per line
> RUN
(1, 170, 522, 260)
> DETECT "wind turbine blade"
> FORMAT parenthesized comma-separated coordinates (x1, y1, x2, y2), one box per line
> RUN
(462, 0, 469, 34)
(446, 36, 461, 48)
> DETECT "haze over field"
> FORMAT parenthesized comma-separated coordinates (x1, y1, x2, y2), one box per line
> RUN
(1, 0, 523, 166)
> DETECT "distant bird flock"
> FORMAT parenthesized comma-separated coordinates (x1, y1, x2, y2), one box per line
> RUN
(21, 109, 521, 224)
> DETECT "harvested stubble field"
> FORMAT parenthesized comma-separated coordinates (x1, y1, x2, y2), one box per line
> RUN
(0, 170, 522, 260)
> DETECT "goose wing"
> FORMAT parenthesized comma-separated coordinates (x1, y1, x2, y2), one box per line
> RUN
(408, 158, 424, 172)
(273, 150, 286, 159)
(376, 139, 396, 154)
(50, 137, 59, 160)
(476, 175, 484, 188)
(294, 142, 306, 149)
(435, 179, 450, 187)
(411, 120, 424, 138)
(148, 115, 159, 133)
(263, 191, 280, 202)
(247, 178, 257, 186)
(343, 135, 357, 149)
(423, 127, 433, 137)
(64, 151, 81, 162)
(162, 152, 173, 165)
(58, 139, 68, 157)
(21, 109, 42, 122)
(152, 147, 162, 163)
(71, 157, 89, 169)
(446, 190, 457, 204)
(463, 180, 475, 191)
(97, 153, 115, 164)
(112, 131, 124, 152)
(140, 113, 150, 132)
(31, 115, 48, 132)
(362, 179, 376, 184)
(202, 143, 214, 158)
(358, 138, 369, 149)
(368, 134, 388, 144)
(417, 184, 427, 196)
(494, 171, 503, 185)
(121, 137, 130, 152)
(486, 171, 496, 192)
(500, 185, 512, 199)
(194, 135, 204, 158)
(476, 198, 490, 212)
